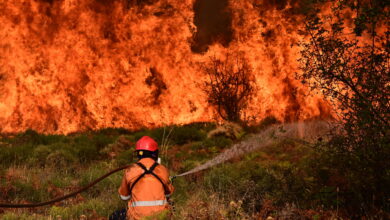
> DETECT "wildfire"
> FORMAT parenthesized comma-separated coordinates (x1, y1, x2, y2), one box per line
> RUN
(0, 0, 332, 134)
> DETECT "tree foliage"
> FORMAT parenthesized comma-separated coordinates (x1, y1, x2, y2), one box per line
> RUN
(298, 0, 389, 214)
(203, 53, 256, 122)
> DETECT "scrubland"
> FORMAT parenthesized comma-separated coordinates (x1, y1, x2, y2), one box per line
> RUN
(0, 118, 388, 219)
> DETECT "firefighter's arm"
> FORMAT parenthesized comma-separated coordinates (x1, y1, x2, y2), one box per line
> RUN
(118, 173, 131, 201)
(166, 173, 175, 195)
(167, 180, 175, 195)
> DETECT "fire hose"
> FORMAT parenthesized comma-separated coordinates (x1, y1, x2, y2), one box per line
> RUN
(0, 164, 184, 208)
(0, 165, 140, 208)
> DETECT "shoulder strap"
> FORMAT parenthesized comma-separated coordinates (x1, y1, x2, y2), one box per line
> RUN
(129, 162, 169, 195)
(149, 167, 170, 194)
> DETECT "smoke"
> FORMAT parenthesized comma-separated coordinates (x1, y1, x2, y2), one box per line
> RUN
(281, 77, 301, 121)
(191, 0, 233, 53)
(177, 121, 331, 177)
(145, 67, 167, 105)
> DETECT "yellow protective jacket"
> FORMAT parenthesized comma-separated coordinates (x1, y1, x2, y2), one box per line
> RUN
(118, 158, 174, 220)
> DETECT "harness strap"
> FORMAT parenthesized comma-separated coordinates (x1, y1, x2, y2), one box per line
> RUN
(128, 161, 170, 195)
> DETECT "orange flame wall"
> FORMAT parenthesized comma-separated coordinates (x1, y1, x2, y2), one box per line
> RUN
(0, 0, 331, 134)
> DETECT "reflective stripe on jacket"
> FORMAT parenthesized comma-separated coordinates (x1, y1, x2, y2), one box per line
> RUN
(118, 158, 174, 220)
(131, 200, 167, 207)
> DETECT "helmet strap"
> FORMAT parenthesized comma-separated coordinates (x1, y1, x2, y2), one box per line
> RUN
(136, 150, 159, 160)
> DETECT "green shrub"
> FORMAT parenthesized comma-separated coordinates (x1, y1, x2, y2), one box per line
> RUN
(49, 198, 118, 219)
(180, 160, 202, 173)
(171, 176, 193, 206)
(0, 212, 42, 220)
(1, 134, 77, 168)
(203, 136, 233, 149)
(0, 143, 35, 167)
(245, 116, 280, 133)
(73, 135, 97, 162)
(169, 125, 206, 145)
(115, 149, 135, 166)
(202, 156, 317, 212)
(38, 134, 68, 145)
(189, 141, 204, 150)
(6, 177, 49, 203)
(29, 144, 53, 167)
(46, 149, 77, 168)
(92, 134, 116, 151)
(50, 173, 73, 188)
(78, 163, 122, 199)
(13, 129, 68, 146)
(266, 161, 308, 205)
(14, 129, 41, 145)
(204, 160, 278, 212)
(96, 127, 131, 136)
(144, 210, 170, 220)
(129, 123, 211, 147)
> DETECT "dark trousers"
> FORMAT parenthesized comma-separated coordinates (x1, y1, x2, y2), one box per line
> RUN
(109, 208, 127, 220)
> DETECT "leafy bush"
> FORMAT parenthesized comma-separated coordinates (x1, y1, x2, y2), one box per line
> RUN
(115, 149, 135, 166)
(0, 212, 40, 220)
(30, 144, 55, 167)
(0, 143, 35, 167)
(46, 149, 77, 168)
(49, 198, 117, 219)
(203, 136, 233, 149)
(4, 171, 50, 203)
(132, 125, 207, 146)
(144, 210, 169, 220)
(244, 116, 280, 133)
(299, 0, 389, 214)
(207, 122, 244, 140)
(13, 129, 67, 146)
(78, 163, 122, 199)
(50, 173, 73, 188)
(91, 134, 116, 151)
(73, 135, 99, 162)
(204, 160, 278, 212)
(180, 160, 203, 173)
(96, 127, 131, 136)
(169, 125, 206, 145)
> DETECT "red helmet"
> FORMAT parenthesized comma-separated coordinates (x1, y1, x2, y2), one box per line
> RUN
(135, 136, 158, 151)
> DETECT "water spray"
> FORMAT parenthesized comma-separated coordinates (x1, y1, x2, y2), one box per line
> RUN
(0, 121, 331, 208)
(174, 121, 330, 178)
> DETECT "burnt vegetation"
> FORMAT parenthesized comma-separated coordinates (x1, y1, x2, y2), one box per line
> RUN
(298, 0, 389, 216)
(145, 67, 167, 105)
(203, 53, 256, 123)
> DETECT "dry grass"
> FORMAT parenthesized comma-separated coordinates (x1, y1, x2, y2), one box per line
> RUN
(1, 122, 387, 219)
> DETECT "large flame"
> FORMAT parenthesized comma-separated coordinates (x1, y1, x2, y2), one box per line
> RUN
(0, 0, 331, 134)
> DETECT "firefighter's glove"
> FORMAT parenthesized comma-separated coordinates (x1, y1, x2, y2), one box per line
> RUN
(169, 175, 176, 183)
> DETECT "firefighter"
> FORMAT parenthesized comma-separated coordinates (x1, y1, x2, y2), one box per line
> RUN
(110, 136, 174, 220)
